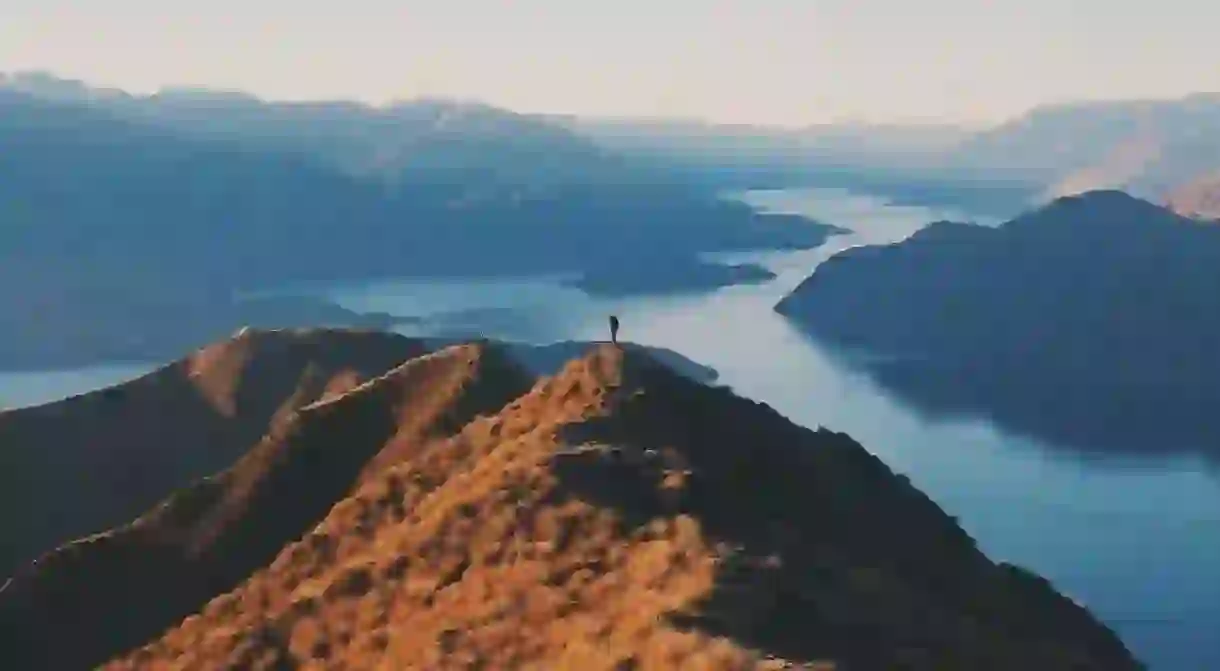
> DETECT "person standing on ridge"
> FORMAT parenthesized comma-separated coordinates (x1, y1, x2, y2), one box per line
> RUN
(609, 315, 620, 344)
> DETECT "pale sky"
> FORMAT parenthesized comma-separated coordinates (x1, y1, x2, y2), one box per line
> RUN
(2, 1, 1218, 126)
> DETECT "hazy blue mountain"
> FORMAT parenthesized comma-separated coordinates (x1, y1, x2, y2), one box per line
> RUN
(777, 190, 1220, 463)
(2, 71, 645, 191)
(0, 81, 840, 370)
(54, 73, 1220, 221)
(1167, 172, 1220, 219)
(554, 115, 972, 169)
(553, 95, 1220, 220)
(553, 114, 1039, 218)
(939, 94, 1220, 205)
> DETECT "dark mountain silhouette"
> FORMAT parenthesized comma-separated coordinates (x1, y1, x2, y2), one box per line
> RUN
(777, 190, 1220, 463)
(0, 81, 841, 371)
(0, 334, 1140, 669)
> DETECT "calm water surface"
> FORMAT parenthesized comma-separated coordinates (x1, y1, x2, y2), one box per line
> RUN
(2, 188, 1215, 669)
(0, 362, 155, 410)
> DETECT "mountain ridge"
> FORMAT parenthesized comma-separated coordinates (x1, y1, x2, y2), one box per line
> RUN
(0, 328, 428, 579)
(0, 341, 533, 670)
(0, 332, 1141, 670)
(0, 328, 728, 578)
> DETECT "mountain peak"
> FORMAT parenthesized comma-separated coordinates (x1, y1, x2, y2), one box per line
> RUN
(1048, 188, 1150, 209)
(550, 342, 662, 391)
(1033, 189, 1166, 220)
(1, 335, 1140, 670)
(1004, 188, 1193, 238)
(182, 327, 427, 417)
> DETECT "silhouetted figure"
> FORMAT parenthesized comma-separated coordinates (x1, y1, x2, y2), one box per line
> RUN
(609, 315, 620, 344)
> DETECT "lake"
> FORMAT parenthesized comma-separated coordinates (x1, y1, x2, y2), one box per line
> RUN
(0, 362, 157, 410)
(2, 187, 1216, 670)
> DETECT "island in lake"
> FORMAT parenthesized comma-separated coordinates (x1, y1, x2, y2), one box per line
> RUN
(777, 189, 1220, 465)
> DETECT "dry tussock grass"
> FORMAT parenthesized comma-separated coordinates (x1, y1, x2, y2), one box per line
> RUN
(109, 345, 779, 670)
(0, 327, 424, 578)
(4, 337, 1137, 671)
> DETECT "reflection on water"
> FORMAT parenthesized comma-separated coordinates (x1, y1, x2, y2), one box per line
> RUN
(310, 188, 1218, 671)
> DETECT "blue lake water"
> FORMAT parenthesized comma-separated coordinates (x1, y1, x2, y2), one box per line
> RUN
(0, 362, 156, 411)
(2, 188, 1216, 669)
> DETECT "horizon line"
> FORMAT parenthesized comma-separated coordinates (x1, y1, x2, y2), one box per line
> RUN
(3, 68, 1220, 132)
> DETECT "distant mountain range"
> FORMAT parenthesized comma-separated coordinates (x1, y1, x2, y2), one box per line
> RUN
(0, 330, 1141, 670)
(555, 94, 1220, 220)
(551, 114, 1035, 218)
(550, 115, 973, 170)
(9, 70, 1218, 218)
(777, 190, 1220, 463)
(1167, 173, 1220, 219)
(0, 73, 841, 370)
(0, 71, 638, 190)
(938, 95, 1220, 208)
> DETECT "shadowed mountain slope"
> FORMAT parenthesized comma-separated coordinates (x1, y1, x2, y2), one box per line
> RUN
(0, 329, 720, 580)
(0, 329, 427, 577)
(0, 342, 533, 670)
(0, 342, 1138, 669)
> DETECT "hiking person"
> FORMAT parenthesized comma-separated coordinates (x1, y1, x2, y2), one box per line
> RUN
(609, 315, 620, 344)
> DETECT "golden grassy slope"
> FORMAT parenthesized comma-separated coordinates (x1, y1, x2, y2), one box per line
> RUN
(0, 328, 425, 578)
(85, 343, 1140, 671)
